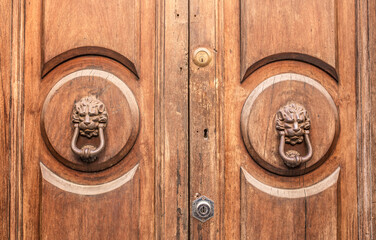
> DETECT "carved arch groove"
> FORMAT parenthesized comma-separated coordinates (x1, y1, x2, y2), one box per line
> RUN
(241, 52, 338, 83)
(42, 46, 139, 78)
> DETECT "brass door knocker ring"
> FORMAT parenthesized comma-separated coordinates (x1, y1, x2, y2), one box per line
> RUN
(71, 96, 108, 162)
(276, 102, 313, 168)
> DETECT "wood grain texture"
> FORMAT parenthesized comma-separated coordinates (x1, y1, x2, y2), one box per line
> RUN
(241, 73, 339, 176)
(42, 46, 139, 78)
(40, 163, 138, 195)
(370, 0, 376, 236)
(241, 53, 338, 83)
(241, 167, 339, 239)
(40, 166, 140, 239)
(240, 0, 337, 81)
(24, 0, 156, 238)
(41, 69, 140, 172)
(189, 0, 224, 238)
(224, 0, 357, 238)
(155, 0, 189, 239)
(356, 0, 373, 239)
(0, 0, 12, 238)
(42, 0, 141, 71)
(357, 0, 376, 239)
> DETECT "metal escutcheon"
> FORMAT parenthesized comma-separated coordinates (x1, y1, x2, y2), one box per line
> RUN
(192, 196, 214, 222)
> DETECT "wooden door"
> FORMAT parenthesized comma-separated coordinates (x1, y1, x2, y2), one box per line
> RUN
(188, 0, 361, 239)
(1, 0, 373, 239)
(221, 0, 358, 239)
(20, 0, 157, 239)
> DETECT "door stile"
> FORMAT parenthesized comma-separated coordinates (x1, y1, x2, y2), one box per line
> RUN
(155, 0, 190, 239)
(189, 0, 224, 238)
(356, 0, 372, 239)
(0, 0, 19, 239)
(356, 0, 376, 239)
(9, 0, 25, 239)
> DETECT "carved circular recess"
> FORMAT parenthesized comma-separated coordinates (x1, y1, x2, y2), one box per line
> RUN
(240, 73, 339, 176)
(41, 69, 140, 172)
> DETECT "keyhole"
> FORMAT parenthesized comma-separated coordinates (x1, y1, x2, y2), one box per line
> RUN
(204, 128, 208, 139)
(198, 205, 209, 216)
(196, 201, 211, 218)
(199, 206, 208, 214)
(193, 48, 212, 67)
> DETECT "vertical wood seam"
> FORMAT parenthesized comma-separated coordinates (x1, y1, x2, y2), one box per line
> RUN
(10, 0, 24, 239)
(356, 0, 373, 239)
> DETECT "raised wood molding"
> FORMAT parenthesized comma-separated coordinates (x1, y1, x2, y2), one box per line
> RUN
(241, 52, 338, 83)
(241, 73, 339, 176)
(356, 0, 376, 239)
(9, 0, 25, 239)
(40, 164, 141, 238)
(241, 167, 340, 238)
(40, 163, 138, 195)
(241, 167, 340, 198)
(41, 46, 139, 78)
(41, 68, 140, 172)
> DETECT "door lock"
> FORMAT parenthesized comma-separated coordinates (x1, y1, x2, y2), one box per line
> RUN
(192, 196, 214, 222)
(193, 48, 212, 67)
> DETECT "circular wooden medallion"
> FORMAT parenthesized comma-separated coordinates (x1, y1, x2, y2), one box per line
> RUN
(240, 73, 339, 176)
(41, 69, 139, 172)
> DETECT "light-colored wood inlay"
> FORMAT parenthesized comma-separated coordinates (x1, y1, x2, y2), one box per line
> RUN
(40, 163, 138, 195)
(241, 167, 340, 198)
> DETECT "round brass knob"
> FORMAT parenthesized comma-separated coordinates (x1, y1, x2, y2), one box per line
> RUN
(193, 48, 212, 67)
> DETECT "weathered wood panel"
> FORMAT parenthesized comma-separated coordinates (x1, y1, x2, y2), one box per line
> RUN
(241, 167, 339, 239)
(356, 0, 376, 239)
(40, 164, 140, 239)
(155, 0, 189, 238)
(0, 0, 12, 238)
(240, 0, 337, 81)
(24, 0, 156, 238)
(224, 0, 357, 238)
(189, 0, 224, 239)
(42, 0, 140, 71)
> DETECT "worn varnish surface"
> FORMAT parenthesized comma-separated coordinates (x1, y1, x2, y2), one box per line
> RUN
(42, 0, 141, 71)
(40, 165, 140, 239)
(189, 0, 224, 239)
(1, 0, 373, 239)
(23, 0, 155, 238)
(155, 0, 189, 239)
(240, 0, 337, 81)
(41, 66, 140, 172)
(0, 0, 12, 239)
(240, 73, 339, 176)
(224, 0, 357, 238)
(241, 167, 339, 239)
(357, 0, 376, 239)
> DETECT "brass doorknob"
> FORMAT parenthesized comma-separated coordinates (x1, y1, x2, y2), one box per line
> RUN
(193, 48, 212, 67)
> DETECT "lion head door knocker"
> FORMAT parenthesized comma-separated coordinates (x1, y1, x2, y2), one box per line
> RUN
(71, 96, 108, 162)
(275, 102, 313, 168)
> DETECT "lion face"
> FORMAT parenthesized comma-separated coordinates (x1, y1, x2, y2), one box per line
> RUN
(72, 96, 108, 138)
(275, 102, 310, 145)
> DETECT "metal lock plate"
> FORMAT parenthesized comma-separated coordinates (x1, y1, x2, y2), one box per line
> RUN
(192, 196, 214, 222)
